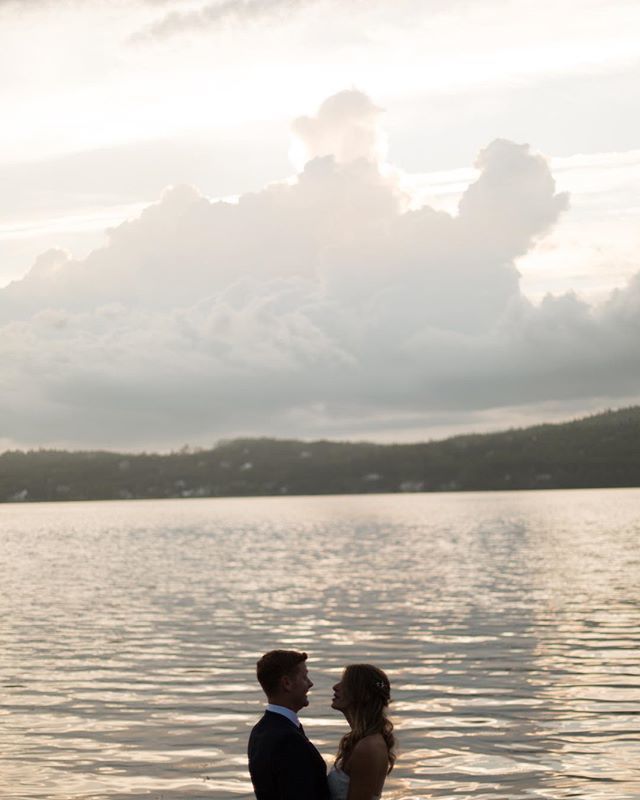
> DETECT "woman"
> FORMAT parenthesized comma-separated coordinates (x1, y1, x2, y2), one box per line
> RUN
(328, 664, 396, 800)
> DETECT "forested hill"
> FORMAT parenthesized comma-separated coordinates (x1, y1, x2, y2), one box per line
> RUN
(1, 407, 639, 503)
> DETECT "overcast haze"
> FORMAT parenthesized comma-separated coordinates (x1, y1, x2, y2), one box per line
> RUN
(1, 0, 639, 450)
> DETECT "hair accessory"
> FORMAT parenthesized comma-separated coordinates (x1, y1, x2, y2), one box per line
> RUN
(375, 679, 390, 698)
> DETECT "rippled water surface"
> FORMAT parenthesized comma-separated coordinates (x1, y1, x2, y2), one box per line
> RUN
(1, 489, 639, 799)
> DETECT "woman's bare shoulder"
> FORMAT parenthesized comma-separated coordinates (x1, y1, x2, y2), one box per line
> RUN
(351, 733, 388, 761)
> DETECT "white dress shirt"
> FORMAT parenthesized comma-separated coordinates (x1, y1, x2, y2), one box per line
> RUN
(266, 703, 301, 728)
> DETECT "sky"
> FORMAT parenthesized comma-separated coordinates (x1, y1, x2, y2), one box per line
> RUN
(1, 0, 640, 451)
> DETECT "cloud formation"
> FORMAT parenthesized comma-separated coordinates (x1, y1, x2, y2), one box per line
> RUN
(136, 0, 311, 40)
(1, 90, 638, 449)
(292, 90, 386, 166)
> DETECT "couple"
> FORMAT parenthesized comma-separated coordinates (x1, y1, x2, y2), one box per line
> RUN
(248, 649, 395, 800)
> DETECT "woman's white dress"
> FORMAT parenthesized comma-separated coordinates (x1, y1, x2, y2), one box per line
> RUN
(327, 766, 381, 800)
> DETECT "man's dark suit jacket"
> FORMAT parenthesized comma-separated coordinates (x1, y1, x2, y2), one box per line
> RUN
(248, 710, 329, 800)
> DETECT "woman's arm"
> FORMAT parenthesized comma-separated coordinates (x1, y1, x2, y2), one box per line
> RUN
(346, 736, 388, 800)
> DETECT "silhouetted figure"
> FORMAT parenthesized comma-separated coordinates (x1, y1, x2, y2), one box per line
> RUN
(248, 649, 329, 800)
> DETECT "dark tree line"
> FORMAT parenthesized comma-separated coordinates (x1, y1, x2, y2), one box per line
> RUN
(1, 407, 639, 503)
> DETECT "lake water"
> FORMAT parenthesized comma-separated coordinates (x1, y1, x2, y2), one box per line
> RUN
(1, 489, 639, 799)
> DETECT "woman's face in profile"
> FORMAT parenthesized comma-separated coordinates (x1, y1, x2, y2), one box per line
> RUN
(331, 672, 351, 711)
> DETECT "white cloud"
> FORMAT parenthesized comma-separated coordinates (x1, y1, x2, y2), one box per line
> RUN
(291, 90, 386, 168)
(134, 0, 313, 41)
(1, 90, 639, 449)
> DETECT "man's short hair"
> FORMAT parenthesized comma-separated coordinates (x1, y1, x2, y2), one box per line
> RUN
(256, 649, 307, 696)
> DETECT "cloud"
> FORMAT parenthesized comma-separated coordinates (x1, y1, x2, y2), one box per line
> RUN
(134, 0, 312, 41)
(291, 90, 386, 167)
(1, 89, 638, 449)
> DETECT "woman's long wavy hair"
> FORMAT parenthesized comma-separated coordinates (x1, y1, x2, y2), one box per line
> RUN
(335, 663, 396, 774)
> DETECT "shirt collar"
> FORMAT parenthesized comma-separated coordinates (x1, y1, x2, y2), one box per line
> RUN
(266, 703, 300, 727)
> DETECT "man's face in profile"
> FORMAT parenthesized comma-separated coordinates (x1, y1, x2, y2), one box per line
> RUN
(287, 662, 313, 711)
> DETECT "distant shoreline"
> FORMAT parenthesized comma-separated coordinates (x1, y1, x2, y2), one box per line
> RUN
(2, 484, 640, 507)
(2, 406, 639, 503)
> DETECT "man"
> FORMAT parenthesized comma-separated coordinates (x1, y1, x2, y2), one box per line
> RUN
(248, 649, 329, 800)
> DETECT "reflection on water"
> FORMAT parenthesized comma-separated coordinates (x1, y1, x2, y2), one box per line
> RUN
(1, 489, 639, 799)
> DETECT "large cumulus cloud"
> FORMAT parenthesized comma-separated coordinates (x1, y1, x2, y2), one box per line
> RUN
(1, 90, 638, 449)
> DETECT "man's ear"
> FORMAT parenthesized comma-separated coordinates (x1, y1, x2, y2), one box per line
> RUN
(281, 674, 293, 692)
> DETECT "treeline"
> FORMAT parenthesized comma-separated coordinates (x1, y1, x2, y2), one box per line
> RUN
(1, 406, 639, 503)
